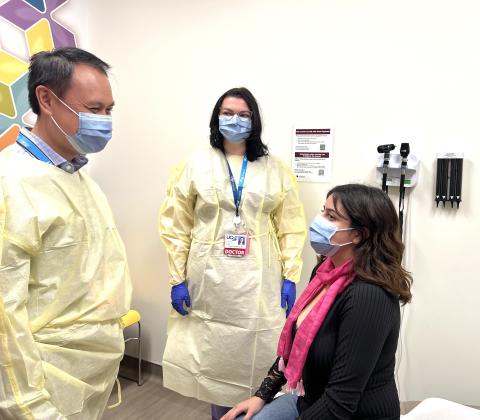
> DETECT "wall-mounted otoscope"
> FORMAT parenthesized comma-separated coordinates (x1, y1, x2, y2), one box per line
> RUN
(377, 144, 396, 194)
(398, 143, 410, 237)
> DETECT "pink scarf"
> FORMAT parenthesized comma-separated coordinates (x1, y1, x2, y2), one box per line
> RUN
(276, 257, 355, 395)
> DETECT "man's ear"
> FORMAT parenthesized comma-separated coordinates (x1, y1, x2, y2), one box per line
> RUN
(36, 85, 54, 116)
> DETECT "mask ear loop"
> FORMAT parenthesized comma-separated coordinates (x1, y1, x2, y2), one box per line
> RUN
(50, 114, 70, 138)
(343, 225, 363, 246)
(49, 89, 79, 117)
(48, 89, 84, 154)
(329, 226, 356, 247)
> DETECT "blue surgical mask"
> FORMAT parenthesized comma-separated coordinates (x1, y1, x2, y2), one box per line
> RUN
(50, 91, 113, 154)
(309, 215, 355, 257)
(219, 115, 252, 143)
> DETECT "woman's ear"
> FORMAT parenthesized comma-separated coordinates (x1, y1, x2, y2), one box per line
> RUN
(352, 228, 364, 245)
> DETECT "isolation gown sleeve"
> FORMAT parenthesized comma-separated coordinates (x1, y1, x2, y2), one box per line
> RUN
(158, 161, 196, 286)
(271, 163, 306, 283)
(0, 220, 66, 418)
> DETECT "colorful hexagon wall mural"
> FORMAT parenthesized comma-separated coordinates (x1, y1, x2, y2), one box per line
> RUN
(0, 0, 76, 150)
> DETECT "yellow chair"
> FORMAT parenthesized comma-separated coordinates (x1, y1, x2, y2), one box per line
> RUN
(120, 309, 143, 385)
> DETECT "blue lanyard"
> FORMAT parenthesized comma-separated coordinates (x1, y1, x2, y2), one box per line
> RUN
(225, 155, 248, 217)
(16, 132, 54, 165)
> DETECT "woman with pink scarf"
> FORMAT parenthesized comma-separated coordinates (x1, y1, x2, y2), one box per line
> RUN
(222, 184, 412, 420)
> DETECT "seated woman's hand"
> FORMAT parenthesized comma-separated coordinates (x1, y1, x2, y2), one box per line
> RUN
(220, 396, 265, 420)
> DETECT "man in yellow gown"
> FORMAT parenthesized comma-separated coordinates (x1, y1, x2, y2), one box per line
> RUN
(0, 48, 131, 419)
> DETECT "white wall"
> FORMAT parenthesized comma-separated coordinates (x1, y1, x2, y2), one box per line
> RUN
(85, 0, 480, 405)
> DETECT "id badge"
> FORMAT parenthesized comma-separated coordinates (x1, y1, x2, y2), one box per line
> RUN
(224, 233, 249, 257)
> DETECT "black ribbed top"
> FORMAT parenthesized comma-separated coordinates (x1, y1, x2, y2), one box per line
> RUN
(297, 279, 401, 420)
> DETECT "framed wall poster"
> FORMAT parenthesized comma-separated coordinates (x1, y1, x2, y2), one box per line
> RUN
(292, 127, 333, 183)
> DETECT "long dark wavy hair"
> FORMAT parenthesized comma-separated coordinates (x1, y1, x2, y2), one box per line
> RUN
(328, 184, 412, 304)
(209, 87, 269, 162)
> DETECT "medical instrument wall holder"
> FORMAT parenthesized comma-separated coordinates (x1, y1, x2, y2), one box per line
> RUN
(375, 153, 419, 188)
(435, 153, 464, 208)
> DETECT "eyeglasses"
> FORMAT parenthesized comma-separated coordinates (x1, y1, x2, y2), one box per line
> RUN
(219, 108, 252, 122)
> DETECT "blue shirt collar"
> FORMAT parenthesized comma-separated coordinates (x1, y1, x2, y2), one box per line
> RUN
(20, 128, 88, 173)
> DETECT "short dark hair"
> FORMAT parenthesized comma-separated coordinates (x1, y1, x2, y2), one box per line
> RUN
(209, 87, 268, 162)
(327, 184, 413, 304)
(28, 47, 110, 115)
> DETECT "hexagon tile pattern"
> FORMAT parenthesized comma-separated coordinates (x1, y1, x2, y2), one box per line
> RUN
(0, 0, 76, 150)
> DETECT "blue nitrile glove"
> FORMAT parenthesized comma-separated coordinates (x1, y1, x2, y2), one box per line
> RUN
(171, 282, 191, 316)
(281, 279, 296, 318)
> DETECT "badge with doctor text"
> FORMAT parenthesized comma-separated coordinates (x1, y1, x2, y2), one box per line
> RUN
(224, 233, 250, 257)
